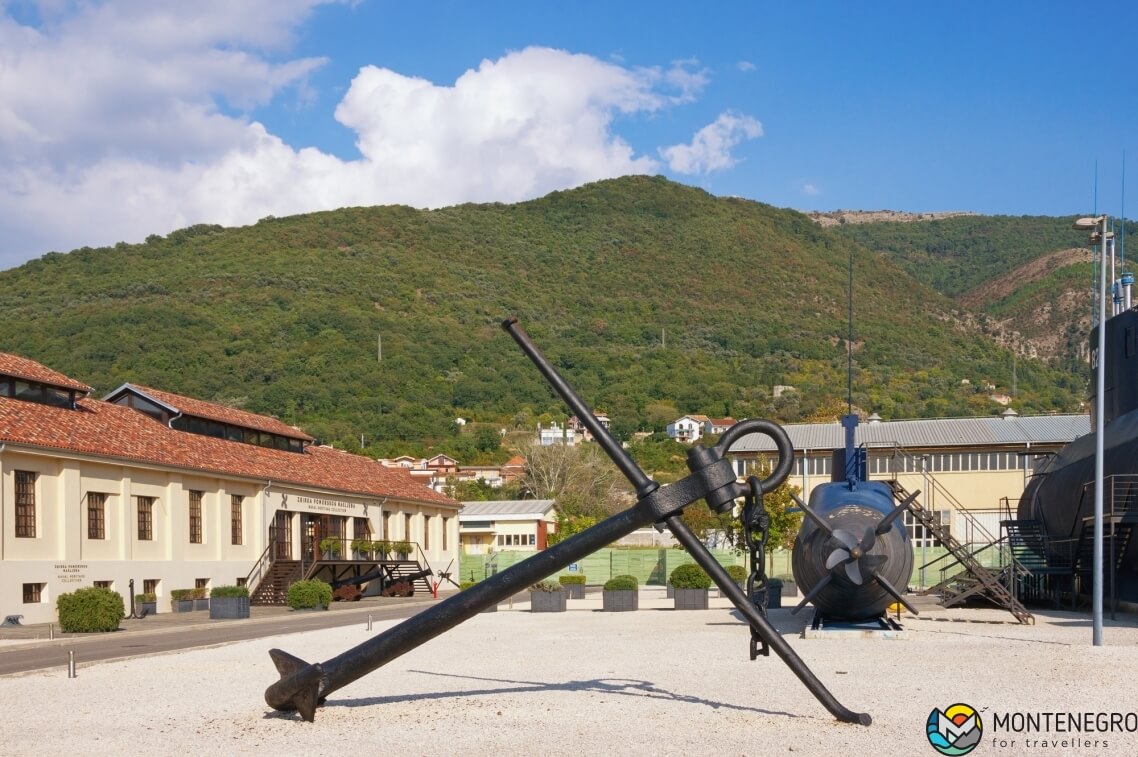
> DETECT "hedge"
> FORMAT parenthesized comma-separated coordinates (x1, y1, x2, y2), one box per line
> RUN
(669, 563, 711, 590)
(603, 575, 639, 591)
(57, 587, 125, 633)
(287, 579, 332, 610)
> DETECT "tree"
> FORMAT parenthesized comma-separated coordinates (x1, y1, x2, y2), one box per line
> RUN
(516, 439, 627, 518)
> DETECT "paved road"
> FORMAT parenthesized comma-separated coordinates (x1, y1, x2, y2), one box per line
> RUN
(0, 594, 477, 676)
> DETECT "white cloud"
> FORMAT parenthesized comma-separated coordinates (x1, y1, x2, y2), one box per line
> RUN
(0, 4, 742, 268)
(659, 112, 763, 175)
(736, 61, 756, 72)
(802, 183, 820, 196)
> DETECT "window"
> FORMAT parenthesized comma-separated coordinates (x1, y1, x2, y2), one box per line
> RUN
(404, 513, 412, 541)
(423, 515, 431, 550)
(137, 496, 154, 541)
(442, 517, 450, 551)
(189, 490, 203, 544)
(236, 577, 247, 587)
(87, 492, 107, 539)
(94, 580, 112, 589)
(23, 583, 43, 603)
(497, 534, 505, 546)
(195, 578, 209, 590)
(529, 534, 536, 546)
(15, 470, 36, 538)
(231, 494, 243, 545)
(143, 579, 159, 595)
(353, 517, 370, 540)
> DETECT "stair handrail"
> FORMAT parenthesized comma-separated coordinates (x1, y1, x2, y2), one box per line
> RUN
(874, 443, 1000, 546)
(244, 541, 275, 595)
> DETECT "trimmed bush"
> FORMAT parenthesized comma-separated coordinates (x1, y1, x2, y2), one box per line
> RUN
(287, 579, 332, 610)
(558, 575, 586, 586)
(669, 563, 711, 590)
(191, 587, 208, 600)
(603, 575, 638, 591)
(57, 587, 124, 633)
(394, 540, 413, 557)
(210, 585, 249, 598)
(529, 580, 562, 593)
(767, 577, 784, 589)
(135, 592, 157, 603)
(170, 589, 193, 601)
(725, 564, 748, 582)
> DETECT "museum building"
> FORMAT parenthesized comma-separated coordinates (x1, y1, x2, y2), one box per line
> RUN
(0, 352, 460, 624)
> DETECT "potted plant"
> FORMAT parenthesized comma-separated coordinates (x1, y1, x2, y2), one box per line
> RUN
(319, 536, 342, 560)
(376, 540, 393, 560)
(763, 577, 784, 610)
(170, 589, 194, 613)
(669, 563, 711, 610)
(191, 586, 210, 611)
(602, 574, 638, 611)
(209, 585, 250, 619)
(135, 592, 157, 617)
(528, 580, 567, 612)
(350, 538, 371, 560)
(777, 574, 797, 598)
(722, 564, 748, 596)
(394, 540, 412, 559)
(558, 574, 586, 599)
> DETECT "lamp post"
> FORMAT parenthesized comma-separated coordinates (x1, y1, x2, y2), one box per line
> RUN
(1074, 214, 1108, 646)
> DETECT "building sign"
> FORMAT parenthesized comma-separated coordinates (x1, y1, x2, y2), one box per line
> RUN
(281, 492, 367, 515)
(56, 563, 88, 584)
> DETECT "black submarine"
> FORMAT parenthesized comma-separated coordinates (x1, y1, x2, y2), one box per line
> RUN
(1017, 268, 1138, 603)
(791, 414, 919, 620)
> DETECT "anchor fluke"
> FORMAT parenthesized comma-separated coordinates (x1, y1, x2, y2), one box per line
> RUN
(266, 649, 325, 722)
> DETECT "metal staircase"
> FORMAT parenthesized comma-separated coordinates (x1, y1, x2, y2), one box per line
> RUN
(889, 481, 1034, 624)
(251, 560, 303, 606)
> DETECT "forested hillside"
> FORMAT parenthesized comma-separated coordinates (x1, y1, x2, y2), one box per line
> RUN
(834, 214, 1138, 371)
(0, 177, 1084, 457)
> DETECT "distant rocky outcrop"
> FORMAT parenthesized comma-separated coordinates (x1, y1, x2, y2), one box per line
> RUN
(808, 210, 977, 227)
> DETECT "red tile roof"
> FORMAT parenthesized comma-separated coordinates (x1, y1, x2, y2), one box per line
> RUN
(0, 352, 92, 393)
(0, 395, 456, 508)
(115, 384, 314, 441)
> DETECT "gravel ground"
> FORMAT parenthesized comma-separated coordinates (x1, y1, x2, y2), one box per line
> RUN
(2, 589, 1137, 756)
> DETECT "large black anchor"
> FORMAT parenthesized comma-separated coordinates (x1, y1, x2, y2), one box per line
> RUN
(264, 317, 871, 726)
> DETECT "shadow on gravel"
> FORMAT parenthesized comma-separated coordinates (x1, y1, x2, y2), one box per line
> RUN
(265, 670, 803, 721)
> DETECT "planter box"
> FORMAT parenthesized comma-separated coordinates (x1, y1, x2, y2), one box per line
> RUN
(602, 590, 638, 612)
(561, 583, 585, 599)
(780, 581, 798, 597)
(666, 583, 674, 598)
(529, 590, 567, 613)
(137, 601, 157, 617)
(171, 599, 195, 613)
(673, 588, 709, 610)
(480, 603, 498, 613)
(209, 596, 250, 620)
(753, 586, 783, 610)
(193, 598, 210, 611)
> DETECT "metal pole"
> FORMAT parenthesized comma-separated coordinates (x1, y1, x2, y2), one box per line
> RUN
(67, 650, 76, 678)
(1094, 216, 1107, 646)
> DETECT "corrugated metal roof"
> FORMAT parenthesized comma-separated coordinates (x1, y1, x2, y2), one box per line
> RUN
(458, 499, 556, 517)
(729, 414, 1090, 453)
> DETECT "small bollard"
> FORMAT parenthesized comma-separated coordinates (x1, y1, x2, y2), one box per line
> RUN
(49, 623, 54, 640)
(367, 614, 372, 632)
(67, 650, 76, 679)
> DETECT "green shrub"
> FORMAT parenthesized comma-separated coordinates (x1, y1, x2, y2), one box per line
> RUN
(57, 587, 124, 633)
(603, 575, 638, 591)
(394, 540, 412, 556)
(135, 592, 156, 603)
(376, 540, 393, 556)
(459, 580, 476, 590)
(190, 587, 208, 600)
(767, 577, 784, 589)
(529, 580, 562, 593)
(170, 589, 193, 601)
(319, 537, 342, 556)
(287, 579, 332, 609)
(669, 563, 711, 590)
(725, 564, 748, 582)
(558, 574, 586, 586)
(350, 538, 371, 555)
(210, 585, 249, 598)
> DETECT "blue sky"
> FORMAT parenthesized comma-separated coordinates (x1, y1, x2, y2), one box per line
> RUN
(0, 0, 1134, 270)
